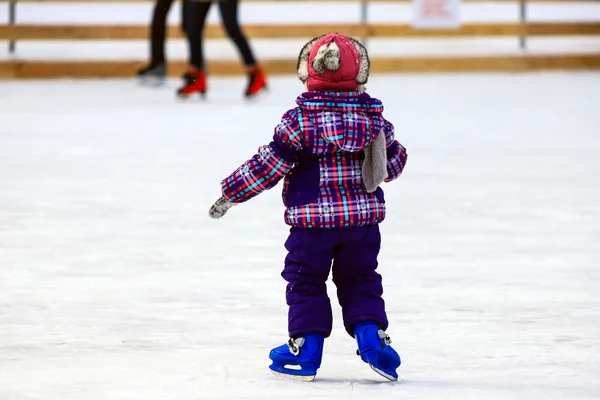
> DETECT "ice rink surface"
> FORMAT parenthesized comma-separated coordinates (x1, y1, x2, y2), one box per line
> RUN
(1, 72, 600, 399)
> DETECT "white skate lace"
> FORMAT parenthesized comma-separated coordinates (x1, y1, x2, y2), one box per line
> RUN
(287, 337, 305, 356)
(378, 329, 392, 346)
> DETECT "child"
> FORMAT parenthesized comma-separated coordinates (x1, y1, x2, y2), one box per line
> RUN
(208, 33, 408, 381)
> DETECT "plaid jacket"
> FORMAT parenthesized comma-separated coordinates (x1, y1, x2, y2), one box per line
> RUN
(220, 91, 407, 228)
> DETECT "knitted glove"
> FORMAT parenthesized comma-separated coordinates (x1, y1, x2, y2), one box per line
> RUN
(208, 196, 235, 219)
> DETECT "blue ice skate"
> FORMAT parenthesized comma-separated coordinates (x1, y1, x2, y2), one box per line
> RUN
(269, 334, 324, 381)
(354, 322, 401, 381)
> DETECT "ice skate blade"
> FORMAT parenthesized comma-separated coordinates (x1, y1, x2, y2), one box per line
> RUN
(270, 369, 315, 382)
(176, 92, 206, 101)
(244, 87, 268, 102)
(369, 364, 398, 381)
(137, 77, 166, 88)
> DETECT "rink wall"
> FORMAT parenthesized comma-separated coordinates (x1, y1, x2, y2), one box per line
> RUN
(0, 0, 599, 79)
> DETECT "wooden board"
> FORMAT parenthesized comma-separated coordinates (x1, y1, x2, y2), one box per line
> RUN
(2, 54, 599, 79)
(2, 22, 599, 40)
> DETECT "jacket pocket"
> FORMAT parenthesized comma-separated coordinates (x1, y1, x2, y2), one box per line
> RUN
(283, 157, 320, 208)
(374, 187, 385, 204)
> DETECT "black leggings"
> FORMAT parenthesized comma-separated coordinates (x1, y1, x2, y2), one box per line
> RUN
(148, 0, 187, 66)
(184, 0, 257, 70)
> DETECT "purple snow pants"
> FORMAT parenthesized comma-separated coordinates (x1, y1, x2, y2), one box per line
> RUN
(282, 224, 388, 339)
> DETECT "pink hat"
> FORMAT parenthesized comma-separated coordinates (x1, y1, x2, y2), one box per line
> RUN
(297, 33, 370, 92)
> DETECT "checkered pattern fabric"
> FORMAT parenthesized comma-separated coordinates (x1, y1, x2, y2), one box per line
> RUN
(220, 91, 407, 228)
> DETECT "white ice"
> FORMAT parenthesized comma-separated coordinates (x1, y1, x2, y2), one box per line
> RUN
(1, 72, 600, 399)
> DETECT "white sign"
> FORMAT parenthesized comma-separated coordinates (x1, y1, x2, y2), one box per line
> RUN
(412, 0, 461, 29)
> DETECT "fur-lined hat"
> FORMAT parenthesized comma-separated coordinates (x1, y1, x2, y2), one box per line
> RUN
(297, 33, 370, 92)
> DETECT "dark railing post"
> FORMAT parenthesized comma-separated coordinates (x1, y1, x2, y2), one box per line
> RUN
(360, 0, 368, 49)
(519, 0, 527, 51)
(9, 0, 16, 53)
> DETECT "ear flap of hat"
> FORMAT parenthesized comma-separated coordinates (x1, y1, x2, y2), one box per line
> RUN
(349, 37, 370, 85)
(297, 34, 325, 83)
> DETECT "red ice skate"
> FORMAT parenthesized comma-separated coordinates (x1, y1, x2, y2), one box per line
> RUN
(244, 65, 267, 99)
(177, 67, 207, 98)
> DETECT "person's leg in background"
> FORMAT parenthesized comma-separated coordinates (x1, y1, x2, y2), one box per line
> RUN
(137, 0, 176, 83)
(177, 0, 212, 97)
(181, 0, 188, 34)
(217, 0, 267, 98)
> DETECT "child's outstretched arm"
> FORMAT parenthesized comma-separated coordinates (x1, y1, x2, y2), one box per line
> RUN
(209, 110, 303, 219)
(382, 119, 408, 183)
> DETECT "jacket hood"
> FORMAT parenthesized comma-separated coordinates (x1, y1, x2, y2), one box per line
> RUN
(295, 91, 385, 152)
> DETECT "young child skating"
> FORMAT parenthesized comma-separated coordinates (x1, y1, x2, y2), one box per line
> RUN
(208, 33, 408, 381)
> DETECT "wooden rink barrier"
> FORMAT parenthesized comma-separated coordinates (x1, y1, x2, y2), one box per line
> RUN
(0, 0, 599, 79)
